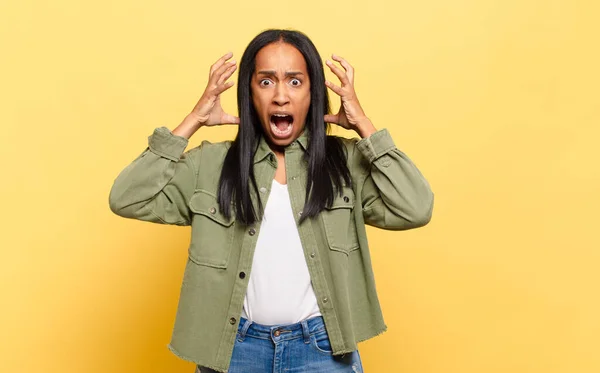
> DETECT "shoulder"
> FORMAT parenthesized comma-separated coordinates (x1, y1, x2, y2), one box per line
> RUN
(184, 139, 231, 158)
(327, 133, 358, 148)
(182, 139, 233, 190)
(326, 134, 369, 177)
(198, 139, 232, 157)
(181, 139, 232, 172)
(326, 134, 361, 161)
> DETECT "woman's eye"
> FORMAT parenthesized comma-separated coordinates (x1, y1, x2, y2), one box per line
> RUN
(290, 78, 301, 86)
(259, 79, 273, 87)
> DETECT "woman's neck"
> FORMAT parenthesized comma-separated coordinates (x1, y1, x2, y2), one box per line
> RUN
(274, 151, 286, 184)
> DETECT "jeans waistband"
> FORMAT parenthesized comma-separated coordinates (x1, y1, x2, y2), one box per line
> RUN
(237, 316, 326, 343)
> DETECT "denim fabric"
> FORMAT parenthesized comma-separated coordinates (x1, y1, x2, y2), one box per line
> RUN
(196, 316, 363, 373)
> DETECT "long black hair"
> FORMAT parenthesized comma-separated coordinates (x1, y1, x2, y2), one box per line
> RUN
(218, 29, 351, 225)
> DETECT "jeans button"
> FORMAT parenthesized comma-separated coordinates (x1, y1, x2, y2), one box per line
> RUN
(274, 330, 280, 337)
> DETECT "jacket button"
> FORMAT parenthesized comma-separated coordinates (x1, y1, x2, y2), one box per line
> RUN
(249, 228, 256, 236)
(239, 272, 246, 279)
(229, 317, 236, 325)
(343, 196, 350, 203)
(323, 297, 328, 303)
(310, 252, 315, 258)
(298, 211, 303, 217)
(209, 207, 216, 214)
(259, 187, 267, 193)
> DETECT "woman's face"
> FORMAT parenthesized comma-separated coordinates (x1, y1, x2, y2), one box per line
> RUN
(251, 42, 311, 152)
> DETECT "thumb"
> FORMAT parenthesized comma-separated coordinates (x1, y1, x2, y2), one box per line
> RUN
(223, 113, 240, 125)
(324, 114, 338, 124)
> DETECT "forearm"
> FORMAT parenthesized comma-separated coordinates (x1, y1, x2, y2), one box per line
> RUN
(354, 117, 377, 139)
(172, 113, 204, 139)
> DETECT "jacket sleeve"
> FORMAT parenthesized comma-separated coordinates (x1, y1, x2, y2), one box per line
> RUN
(353, 129, 434, 230)
(108, 127, 199, 226)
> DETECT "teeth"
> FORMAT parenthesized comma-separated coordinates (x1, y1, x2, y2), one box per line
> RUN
(271, 121, 292, 136)
(270, 113, 293, 137)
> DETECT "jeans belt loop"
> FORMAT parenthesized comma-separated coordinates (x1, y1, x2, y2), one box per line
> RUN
(301, 319, 310, 344)
(238, 318, 253, 342)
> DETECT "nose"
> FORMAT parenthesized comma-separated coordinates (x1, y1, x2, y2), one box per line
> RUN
(272, 84, 290, 106)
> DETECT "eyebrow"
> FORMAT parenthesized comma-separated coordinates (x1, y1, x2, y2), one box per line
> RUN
(256, 70, 305, 77)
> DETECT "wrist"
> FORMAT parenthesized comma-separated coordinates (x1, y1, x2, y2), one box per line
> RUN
(355, 118, 377, 138)
(172, 114, 203, 139)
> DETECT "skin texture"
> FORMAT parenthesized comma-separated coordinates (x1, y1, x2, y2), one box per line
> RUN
(172, 44, 378, 166)
(251, 42, 311, 155)
(324, 54, 377, 138)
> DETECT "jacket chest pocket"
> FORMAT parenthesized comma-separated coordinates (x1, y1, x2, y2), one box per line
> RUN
(188, 190, 235, 268)
(321, 187, 360, 254)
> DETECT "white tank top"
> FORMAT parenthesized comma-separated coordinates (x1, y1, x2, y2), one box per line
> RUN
(241, 179, 322, 325)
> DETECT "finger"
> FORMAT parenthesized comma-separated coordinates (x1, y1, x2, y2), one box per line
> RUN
(222, 113, 241, 125)
(324, 113, 339, 124)
(210, 52, 233, 75)
(212, 60, 236, 83)
(209, 52, 233, 75)
(325, 60, 350, 86)
(213, 80, 235, 96)
(332, 54, 354, 84)
(325, 80, 344, 96)
(217, 63, 237, 85)
(331, 54, 354, 73)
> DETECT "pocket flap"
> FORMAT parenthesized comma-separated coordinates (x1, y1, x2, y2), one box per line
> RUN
(321, 187, 359, 254)
(325, 189, 355, 210)
(189, 190, 235, 227)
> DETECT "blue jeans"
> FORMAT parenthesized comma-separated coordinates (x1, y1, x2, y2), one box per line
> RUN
(197, 316, 363, 373)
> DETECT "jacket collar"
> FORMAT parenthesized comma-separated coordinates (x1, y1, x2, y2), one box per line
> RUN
(253, 130, 309, 164)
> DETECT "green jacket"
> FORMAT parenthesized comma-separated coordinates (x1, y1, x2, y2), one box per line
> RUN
(109, 126, 434, 372)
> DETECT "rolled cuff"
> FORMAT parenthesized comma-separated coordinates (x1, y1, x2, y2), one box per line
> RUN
(356, 128, 396, 163)
(148, 127, 189, 161)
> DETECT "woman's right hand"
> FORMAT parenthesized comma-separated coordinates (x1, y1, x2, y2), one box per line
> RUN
(173, 53, 240, 138)
(191, 52, 240, 127)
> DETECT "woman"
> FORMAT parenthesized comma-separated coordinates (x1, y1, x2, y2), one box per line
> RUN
(109, 29, 434, 373)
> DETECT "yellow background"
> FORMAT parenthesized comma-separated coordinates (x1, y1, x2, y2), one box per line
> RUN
(1, 0, 599, 372)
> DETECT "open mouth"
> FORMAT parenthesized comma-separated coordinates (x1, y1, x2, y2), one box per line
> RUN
(269, 113, 294, 138)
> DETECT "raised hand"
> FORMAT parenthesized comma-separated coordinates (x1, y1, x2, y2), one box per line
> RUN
(189, 52, 240, 127)
(324, 54, 376, 138)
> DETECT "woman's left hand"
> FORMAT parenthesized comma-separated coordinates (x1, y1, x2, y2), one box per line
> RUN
(324, 54, 377, 138)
